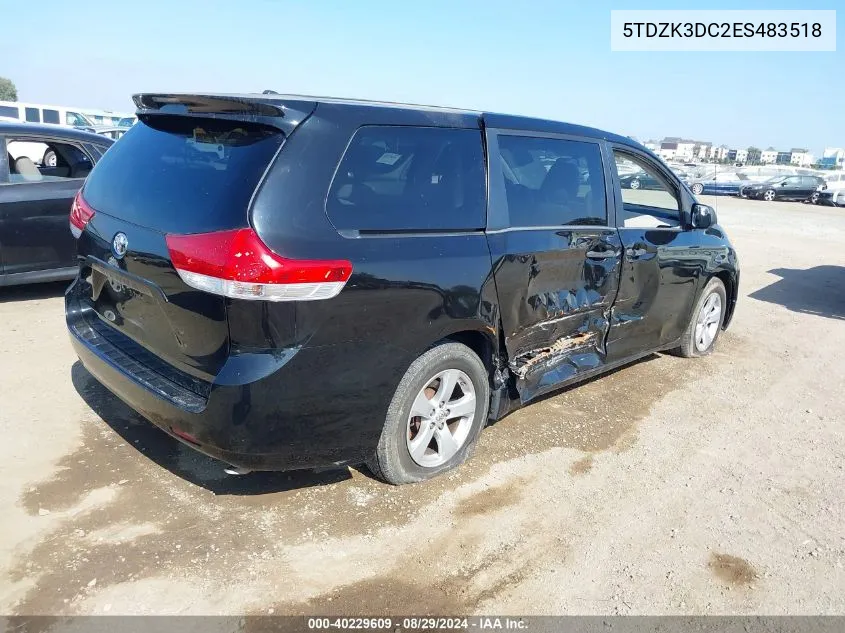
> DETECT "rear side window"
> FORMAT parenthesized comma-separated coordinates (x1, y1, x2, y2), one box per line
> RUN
(43, 109, 60, 124)
(5, 139, 93, 183)
(82, 116, 284, 233)
(326, 126, 485, 231)
(0, 105, 18, 118)
(497, 135, 607, 227)
(25, 107, 40, 123)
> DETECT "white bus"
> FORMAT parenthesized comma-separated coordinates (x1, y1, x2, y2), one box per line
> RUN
(0, 101, 134, 128)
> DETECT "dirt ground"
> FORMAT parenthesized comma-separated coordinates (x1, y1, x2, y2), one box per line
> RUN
(1, 195, 844, 616)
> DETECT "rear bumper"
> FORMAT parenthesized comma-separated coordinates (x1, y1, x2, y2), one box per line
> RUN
(66, 280, 391, 471)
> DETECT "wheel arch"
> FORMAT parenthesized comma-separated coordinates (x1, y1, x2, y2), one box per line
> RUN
(440, 327, 497, 376)
(712, 269, 738, 329)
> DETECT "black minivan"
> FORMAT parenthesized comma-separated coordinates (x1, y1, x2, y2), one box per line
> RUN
(66, 93, 739, 484)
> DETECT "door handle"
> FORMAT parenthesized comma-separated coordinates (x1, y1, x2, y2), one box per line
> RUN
(626, 247, 648, 259)
(586, 250, 619, 259)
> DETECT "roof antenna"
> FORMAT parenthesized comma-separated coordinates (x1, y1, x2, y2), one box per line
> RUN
(262, 89, 279, 94)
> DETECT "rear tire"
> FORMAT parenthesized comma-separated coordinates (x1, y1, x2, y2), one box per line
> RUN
(691, 183, 704, 195)
(43, 149, 57, 168)
(367, 342, 490, 485)
(672, 278, 726, 358)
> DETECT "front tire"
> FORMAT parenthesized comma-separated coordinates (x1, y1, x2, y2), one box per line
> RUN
(673, 278, 726, 358)
(763, 189, 776, 202)
(810, 191, 820, 204)
(368, 342, 490, 485)
(629, 179, 641, 190)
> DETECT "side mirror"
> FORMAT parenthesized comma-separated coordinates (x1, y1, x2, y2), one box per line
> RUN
(691, 203, 715, 229)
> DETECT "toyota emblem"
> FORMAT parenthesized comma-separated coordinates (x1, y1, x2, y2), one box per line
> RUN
(112, 232, 128, 259)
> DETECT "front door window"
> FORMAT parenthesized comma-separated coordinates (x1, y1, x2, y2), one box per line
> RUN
(614, 152, 681, 228)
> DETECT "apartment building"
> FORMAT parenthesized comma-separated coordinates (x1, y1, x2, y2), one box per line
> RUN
(821, 147, 845, 169)
(761, 148, 778, 164)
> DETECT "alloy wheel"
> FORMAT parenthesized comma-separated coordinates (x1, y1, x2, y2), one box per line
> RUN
(694, 292, 722, 352)
(406, 368, 476, 468)
(630, 179, 641, 190)
(763, 189, 776, 201)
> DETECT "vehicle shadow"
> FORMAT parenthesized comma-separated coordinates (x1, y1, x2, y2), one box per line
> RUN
(70, 361, 352, 495)
(0, 280, 70, 303)
(749, 266, 845, 321)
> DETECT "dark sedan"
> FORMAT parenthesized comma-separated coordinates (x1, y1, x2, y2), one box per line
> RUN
(619, 170, 663, 190)
(739, 175, 826, 202)
(1, 122, 113, 286)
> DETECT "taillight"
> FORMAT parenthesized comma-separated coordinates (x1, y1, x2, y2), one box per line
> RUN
(70, 191, 95, 238)
(165, 228, 352, 302)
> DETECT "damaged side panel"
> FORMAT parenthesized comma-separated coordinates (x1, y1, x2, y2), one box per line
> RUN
(486, 228, 623, 403)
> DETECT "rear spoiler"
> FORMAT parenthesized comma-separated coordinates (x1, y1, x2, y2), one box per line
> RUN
(132, 93, 317, 133)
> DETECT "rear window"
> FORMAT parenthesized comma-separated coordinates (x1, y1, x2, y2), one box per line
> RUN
(326, 126, 485, 232)
(82, 116, 284, 233)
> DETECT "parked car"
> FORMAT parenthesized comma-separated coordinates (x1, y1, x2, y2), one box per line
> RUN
(74, 126, 130, 141)
(619, 170, 663, 190)
(65, 93, 739, 484)
(687, 172, 750, 196)
(739, 175, 826, 202)
(117, 116, 138, 128)
(815, 172, 845, 206)
(0, 122, 113, 286)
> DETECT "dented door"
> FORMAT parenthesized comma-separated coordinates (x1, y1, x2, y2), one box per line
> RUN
(606, 147, 706, 362)
(485, 129, 622, 402)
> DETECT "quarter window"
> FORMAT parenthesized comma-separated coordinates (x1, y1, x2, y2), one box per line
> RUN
(327, 126, 485, 231)
(496, 135, 607, 227)
(613, 152, 681, 228)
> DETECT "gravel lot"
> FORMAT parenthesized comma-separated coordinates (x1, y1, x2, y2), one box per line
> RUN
(1, 196, 844, 616)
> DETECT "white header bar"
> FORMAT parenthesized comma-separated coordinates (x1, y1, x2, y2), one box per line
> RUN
(611, 10, 836, 51)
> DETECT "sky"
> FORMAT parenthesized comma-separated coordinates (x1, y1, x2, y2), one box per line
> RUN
(1, 0, 842, 154)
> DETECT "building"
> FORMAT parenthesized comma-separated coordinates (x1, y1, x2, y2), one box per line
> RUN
(821, 147, 845, 169)
(761, 148, 778, 164)
(694, 143, 713, 161)
(644, 140, 660, 153)
(776, 151, 792, 165)
(712, 145, 729, 161)
(746, 148, 762, 164)
(657, 137, 706, 162)
(789, 149, 814, 167)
